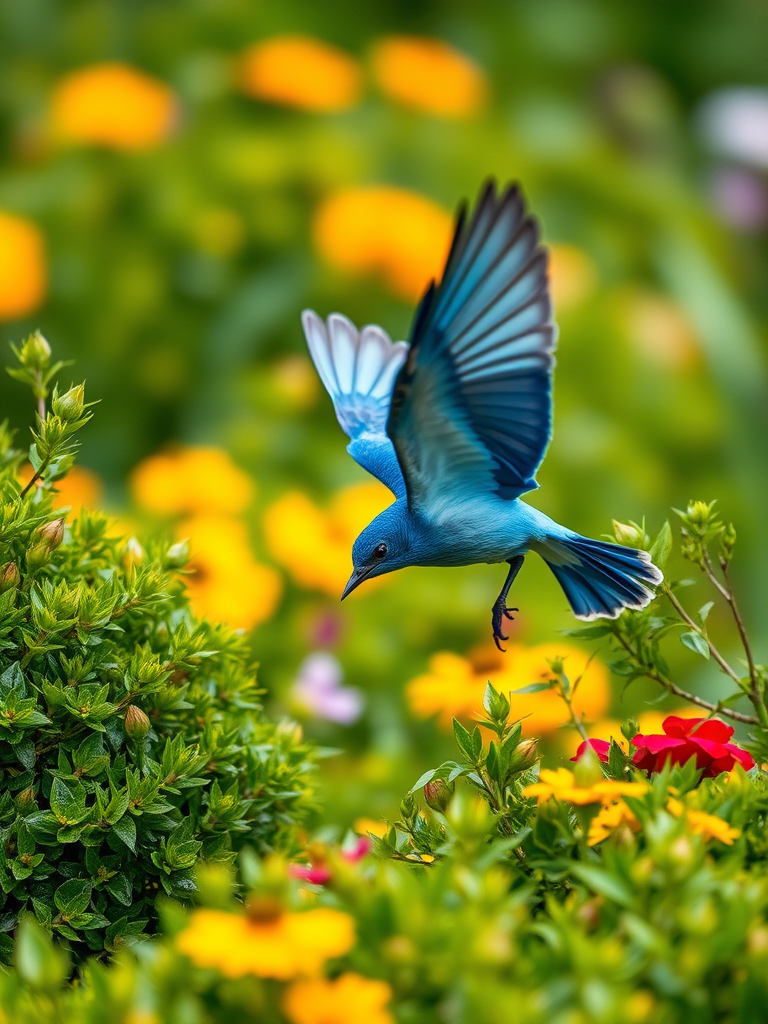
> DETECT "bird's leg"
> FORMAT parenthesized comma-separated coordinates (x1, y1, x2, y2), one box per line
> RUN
(492, 555, 525, 652)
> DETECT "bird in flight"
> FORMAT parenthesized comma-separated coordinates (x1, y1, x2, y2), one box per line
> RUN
(302, 180, 662, 650)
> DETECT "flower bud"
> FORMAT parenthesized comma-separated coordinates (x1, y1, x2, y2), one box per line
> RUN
(39, 518, 65, 551)
(15, 787, 36, 811)
(20, 331, 51, 370)
(612, 520, 646, 547)
(720, 522, 737, 564)
(0, 562, 20, 593)
(52, 383, 85, 422)
(123, 537, 144, 572)
(165, 538, 190, 569)
(507, 738, 539, 774)
(424, 778, 453, 812)
(621, 717, 639, 742)
(27, 518, 65, 568)
(125, 704, 150, 741)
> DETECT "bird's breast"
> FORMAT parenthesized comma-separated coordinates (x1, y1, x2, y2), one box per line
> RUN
(414, 497, 539, 567)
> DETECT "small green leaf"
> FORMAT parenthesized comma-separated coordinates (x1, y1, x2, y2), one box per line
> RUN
(649, 521, 672, 568)
(53, 878, 91, 916)
(680, 631, 710, 660)
(512, 682, 554, 695)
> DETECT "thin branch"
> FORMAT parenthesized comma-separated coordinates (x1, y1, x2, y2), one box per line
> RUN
(664, 586, 742, 686)
(720, 561, 759, 689)
(612, 632, 757, 726)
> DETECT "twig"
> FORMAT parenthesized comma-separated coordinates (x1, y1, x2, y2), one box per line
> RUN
(612, 632, 757, 725)
(663, 586, 742, 686)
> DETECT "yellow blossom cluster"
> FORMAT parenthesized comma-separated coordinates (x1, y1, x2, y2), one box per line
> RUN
(666, 797, 741, 845)
(588, 800, 641, 846)
(406, 643, 609, 734)
(50, 62, 177, 150)
(263, 481, 391, 596)
(0, 211, 47, 320)
(522, 768, 649, 807)
(130, 446, 280, 630)
(238, 34, 487, 119)
(177, 905, 354, 979)
(177, 905, 394, 1023)
(312, 186, 454, 302)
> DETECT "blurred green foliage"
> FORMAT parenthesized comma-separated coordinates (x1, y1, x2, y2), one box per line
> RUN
(1, 0, 768, 838)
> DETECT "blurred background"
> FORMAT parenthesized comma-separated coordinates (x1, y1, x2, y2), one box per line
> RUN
(2, 0, 768, 831)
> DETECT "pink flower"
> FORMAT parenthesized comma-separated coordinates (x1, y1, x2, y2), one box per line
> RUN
(571, 739, 611, 763)
(631, 716, 754, 778)
(291, 652, 364, 725)
(341, 836, 372, 862)
(289, 863, 333, 885)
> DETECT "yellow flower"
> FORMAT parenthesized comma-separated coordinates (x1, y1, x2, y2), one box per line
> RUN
(284, 972, 394, 1024)
(263, 482, 391, 596)
(239, 36, 363, 112)
(130, 446, 254, 516)
(406, 643, 609, 733)
(181, 514, 281, 631)
(313, 186, 453, 302)
(587, 800, 641, 846)
(522, 768, 649, 806)
(51, 63, 177, 150)
(370, 36, 487, 118)
(548, 244, 598, 311)
(617, 289, 699, 370)
(177, 906, 355, 979)
(666, 798, 741, 845)
(354, 818, 389, 838)
(0, 211, 47, 319)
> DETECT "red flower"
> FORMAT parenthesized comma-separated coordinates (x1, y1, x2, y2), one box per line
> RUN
(571, 738, 611, 763)
(631, 716, 754, 777)
(341, 835, 372, 863)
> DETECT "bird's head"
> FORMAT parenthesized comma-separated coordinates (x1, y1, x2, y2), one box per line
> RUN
(341, 504, 411, 599)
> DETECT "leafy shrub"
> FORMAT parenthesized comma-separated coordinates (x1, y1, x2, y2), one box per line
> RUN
(0, 334, 316, 961)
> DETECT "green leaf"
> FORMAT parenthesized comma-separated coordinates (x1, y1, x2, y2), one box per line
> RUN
(569, 865, 634, 907)
(111, 815, 136, 853)
(512, 682, 554, 695)
(452, 719, 482, 763)
(649, 521, 672, 568)
(53, 878, 91, 916)
(698, 601, 715, 623)
(15, 916, 68, 988)
(680, 631, 710, 660)
(562, 624, 614, 639)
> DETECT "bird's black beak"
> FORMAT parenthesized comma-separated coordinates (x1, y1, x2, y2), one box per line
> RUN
(341, 564, 373, 601)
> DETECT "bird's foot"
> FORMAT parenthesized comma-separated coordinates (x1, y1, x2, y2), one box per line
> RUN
(491, 601, 518, 652)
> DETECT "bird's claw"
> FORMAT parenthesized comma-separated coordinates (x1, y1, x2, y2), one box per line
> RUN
(492, 601, 517, 652)
(489, 602, 514, 651)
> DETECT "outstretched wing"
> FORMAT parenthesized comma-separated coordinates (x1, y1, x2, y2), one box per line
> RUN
(387, 180, 556, 513)
(302, 310, 408, 498)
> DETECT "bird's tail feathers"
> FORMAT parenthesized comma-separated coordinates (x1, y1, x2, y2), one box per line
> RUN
(537, 534, 662, 620)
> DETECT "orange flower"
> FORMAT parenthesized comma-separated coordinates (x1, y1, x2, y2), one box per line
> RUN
(284, 972, 394, 1024)
(130, 446, 254, 517)
(548, 244, 598, 311)
(239, 36, 363, 112)
(0, 212, 47, 319)
(52, 466, 102, 512)
(263, 482, 391, 596)
(370, 36, 487, 118)
(177, 906, 354, 979)
(181, 514, 281, 630)
(618, 289, 699, 370)
(313, 186, 453, 301)
(406, 643, 609, 733)
(51, 62, 177, 150)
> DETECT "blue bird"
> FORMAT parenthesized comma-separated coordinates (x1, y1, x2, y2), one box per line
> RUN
(302, 180, 662, 650)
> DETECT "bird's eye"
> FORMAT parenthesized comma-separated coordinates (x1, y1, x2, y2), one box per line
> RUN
(373, 543, 387, 560)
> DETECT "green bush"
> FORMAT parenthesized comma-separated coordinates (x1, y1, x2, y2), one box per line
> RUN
(0, 334, 317, 961)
